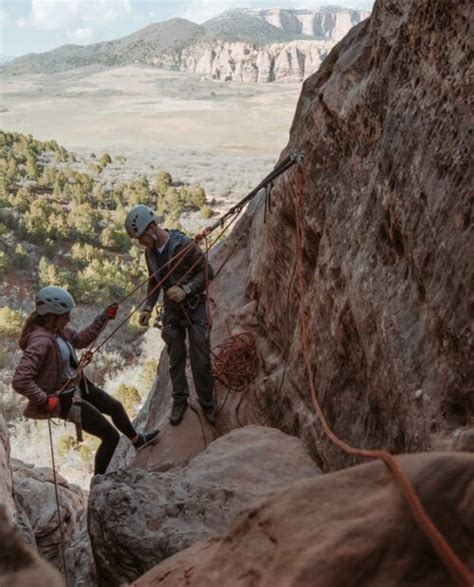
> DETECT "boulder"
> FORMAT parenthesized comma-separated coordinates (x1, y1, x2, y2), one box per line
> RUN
(12, 459, 95, 587)
(89, 425, 320, 585)
(0, 506, 64, 587)
(133, 452, 474, 587)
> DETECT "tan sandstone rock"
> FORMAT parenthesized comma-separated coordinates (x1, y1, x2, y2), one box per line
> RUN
(133, 452, 474, 587)
(88, 425, 320, 585)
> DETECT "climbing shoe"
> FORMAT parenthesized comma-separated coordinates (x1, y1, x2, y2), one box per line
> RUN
(202, 406, 217, 426)
(133, 429, 160, 451)
(169, 401, 188, 426)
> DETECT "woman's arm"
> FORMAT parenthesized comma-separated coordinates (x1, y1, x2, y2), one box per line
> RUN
(12, 336, 51, 405)
(64, 312, 108, 349)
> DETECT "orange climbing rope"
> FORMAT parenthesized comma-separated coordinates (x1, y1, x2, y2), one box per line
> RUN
(290, 165, 472, 587)
(212, 332, 259, 423)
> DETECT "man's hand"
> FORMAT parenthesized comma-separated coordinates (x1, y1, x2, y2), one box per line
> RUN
(104, 302, 118, 320)
(47, 396, 59, 412)
(138, 308, 152, 327)
(166, 285, 187, 304)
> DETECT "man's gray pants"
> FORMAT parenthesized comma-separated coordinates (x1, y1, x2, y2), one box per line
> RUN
(161, 301, 214, 410)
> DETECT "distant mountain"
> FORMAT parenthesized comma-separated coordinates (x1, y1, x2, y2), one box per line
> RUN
(0, 55, 16, 65)
(2, 18, 203, 75)
(1, 7, 370, 81)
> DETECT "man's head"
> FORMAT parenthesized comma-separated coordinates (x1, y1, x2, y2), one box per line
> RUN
(125, 205, 157, 240)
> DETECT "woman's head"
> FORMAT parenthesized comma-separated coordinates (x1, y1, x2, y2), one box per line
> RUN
(19, 286, 75, 349)
(35, 286, 75, 316)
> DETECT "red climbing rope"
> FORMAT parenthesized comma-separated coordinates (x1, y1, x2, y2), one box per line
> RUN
(291, 165, 473, 587)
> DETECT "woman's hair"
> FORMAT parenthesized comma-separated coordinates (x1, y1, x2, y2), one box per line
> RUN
(19, 311, 57, 350)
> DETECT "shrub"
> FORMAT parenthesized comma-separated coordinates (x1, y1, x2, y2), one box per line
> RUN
(100, 226, 131, 252)
(38, 257, 74, 290)
(100, 153, 112, 167)
(0, 251, 12, 275)
(0, 307, 24, 338)
(14, 243, 31, 268)
(68, 203, 99, 240)
(58, 434, 77, 458)
(71, 242, 102, 267)
(115, 384, 141, 414)
(10, 188, 31, 213)
(200, 205, 213, 219)
(140, 358, 158, 393)
(155, 170, 172, 194)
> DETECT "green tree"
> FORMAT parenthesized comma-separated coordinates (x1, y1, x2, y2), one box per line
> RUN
(189, 186, 206, 208)
(39, 257, 74, 289)
(68, 203, 99, 240)
(25, 155, 40, 180)
(100, 153, 112, 168)
(154, 170, 172, 194)
(10, 187, 32, 213)
(0, 307, 24, 338)
(100, 226, 131, 252)
(25, 199, 53, 240)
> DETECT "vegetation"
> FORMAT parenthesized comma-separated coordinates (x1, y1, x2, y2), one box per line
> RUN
(114, 383, 141, 414)
(0, 307, 24, 338)
(0, 130, 213, 304)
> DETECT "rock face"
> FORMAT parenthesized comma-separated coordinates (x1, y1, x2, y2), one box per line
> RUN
(0, 413, 15, 519)
(250, 7, 370, 41)
(159, 40, 334, 83)
(133, 452, 474, 587)
(0, 506, 64, 587)
(0, 411, 94, 586)
(89, 426, 319, 585)
(198, 0, 473, 470)
(12, 459, 95, 587)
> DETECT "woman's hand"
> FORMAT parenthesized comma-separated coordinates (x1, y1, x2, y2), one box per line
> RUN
(104, 303, 119, 320)
(47, 396, 59, 412)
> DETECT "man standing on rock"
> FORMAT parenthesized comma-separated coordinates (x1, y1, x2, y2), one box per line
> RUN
(125, 205, 216, 426)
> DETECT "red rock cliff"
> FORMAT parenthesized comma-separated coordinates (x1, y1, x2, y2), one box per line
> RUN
(207, 0, 473, 470)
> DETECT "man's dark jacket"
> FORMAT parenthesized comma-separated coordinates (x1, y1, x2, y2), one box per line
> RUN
(144, 229, 214, 313)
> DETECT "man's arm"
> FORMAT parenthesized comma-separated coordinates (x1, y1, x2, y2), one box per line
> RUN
(144, 251, 161, 310)
(180, 240, 214, 296)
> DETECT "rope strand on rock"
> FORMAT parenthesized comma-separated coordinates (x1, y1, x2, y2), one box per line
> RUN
(47, 417, 69, 587)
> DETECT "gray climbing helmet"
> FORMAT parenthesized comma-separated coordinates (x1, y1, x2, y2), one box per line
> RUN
(35, 286, 75, 316)
(125, 205, 156, 238)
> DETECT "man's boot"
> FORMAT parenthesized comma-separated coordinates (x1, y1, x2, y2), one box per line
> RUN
(170, 401, 188, 426)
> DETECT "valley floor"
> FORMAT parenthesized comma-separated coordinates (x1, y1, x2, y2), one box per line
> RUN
(0, 65, 302, 200)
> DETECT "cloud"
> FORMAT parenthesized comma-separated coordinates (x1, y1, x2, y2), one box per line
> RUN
(182, 0, 252, 23)
(0, 8, 11, 26)
(181, 0, 374, 23)
(22, 0, 132, 31)
(68, 26, 94, 41)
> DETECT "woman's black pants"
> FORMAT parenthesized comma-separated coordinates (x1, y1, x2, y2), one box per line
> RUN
(60, 381, 136, 475)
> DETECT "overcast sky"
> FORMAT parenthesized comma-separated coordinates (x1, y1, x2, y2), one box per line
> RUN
(0, 0, 374, 57)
